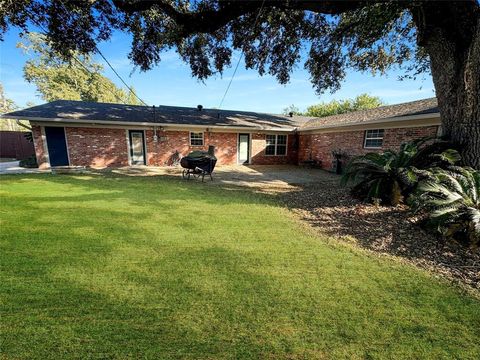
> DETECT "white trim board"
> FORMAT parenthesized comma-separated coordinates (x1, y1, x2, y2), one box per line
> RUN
(4, 116, 294, 133)
(15, 112, 442, 136)
(63, 127, 71, 166)
(40, 126, 51, 169)
(299, 116, 440, 134)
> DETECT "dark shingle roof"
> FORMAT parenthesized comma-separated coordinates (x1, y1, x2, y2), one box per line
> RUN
(301, 97, 439, 129)
(2, 98, 440, 131)
(3, 100, 313, 130)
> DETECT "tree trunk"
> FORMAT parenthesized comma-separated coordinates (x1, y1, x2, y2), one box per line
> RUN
(411, 2, 480, 169)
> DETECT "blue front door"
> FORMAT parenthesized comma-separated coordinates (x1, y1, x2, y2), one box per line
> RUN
(45, 127, 69, 167)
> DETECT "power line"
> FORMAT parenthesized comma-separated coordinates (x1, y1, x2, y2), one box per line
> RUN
(71, 57, 132, 105)
(218, 0, 266, 109)
(96, 50, 148, 106)
(25, 12, 129, 105)
(55, 0, 148, 106)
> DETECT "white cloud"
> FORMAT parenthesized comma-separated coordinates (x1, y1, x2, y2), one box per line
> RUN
(2, 78, 29, 87)
(105, 58, 132, 70)
(220, 74, 262, 82)
(369, 87, 435, 99)
(0, 62, 16, 75)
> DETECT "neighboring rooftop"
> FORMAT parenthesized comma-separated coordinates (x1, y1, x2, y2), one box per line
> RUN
(302, 97, 439, 129)
(2, 100, 313, 130)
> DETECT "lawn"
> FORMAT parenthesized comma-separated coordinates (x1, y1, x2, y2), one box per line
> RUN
(0, 174, 479, 359)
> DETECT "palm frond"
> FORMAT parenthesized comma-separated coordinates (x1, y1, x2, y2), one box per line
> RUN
(468, 207, 480, 233)
(411, 167, 480, 244)
(340, 139, 463, 207)
(434, 149, 462, 165)
(430, 205, 464, 218)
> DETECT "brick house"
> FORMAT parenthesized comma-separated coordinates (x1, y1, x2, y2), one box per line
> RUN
(2, 97, 440, 170)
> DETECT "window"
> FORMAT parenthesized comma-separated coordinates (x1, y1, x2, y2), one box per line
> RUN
(190, 132, 204, 146)
(364, 129, 384, 148)
(265, 134, 288, 156)
(276, 135, 287, 155)
(266, 135, 276, 155)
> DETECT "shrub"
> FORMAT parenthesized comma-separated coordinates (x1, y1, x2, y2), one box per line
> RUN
(19, 155, 38, 168)
(341, 138, 460, 205)
(409, 167, 480, 246)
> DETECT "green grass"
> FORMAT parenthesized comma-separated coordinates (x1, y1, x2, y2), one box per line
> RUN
(0, 174, 479, 359)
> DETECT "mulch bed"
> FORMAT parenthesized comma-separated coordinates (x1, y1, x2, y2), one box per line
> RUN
(282, 172, 480, 293)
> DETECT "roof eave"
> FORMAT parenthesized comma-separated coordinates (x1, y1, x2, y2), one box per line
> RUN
(0, 115, 294, 132)
(298, 112, 441, 133)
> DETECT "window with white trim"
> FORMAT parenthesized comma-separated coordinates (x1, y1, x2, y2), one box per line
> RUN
(190, 132, 204, 146)
(265, 134, 288, 156)
(276, 134, 287, 155)
(364, 129, 384, 148)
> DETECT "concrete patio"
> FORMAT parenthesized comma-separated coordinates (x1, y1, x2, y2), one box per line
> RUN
(0, 161, 48, 174)
(0, 163, 337, 192)
(109, 165, 339, 192)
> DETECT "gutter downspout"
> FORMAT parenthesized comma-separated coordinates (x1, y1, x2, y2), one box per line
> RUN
(16, 119, 32, 131)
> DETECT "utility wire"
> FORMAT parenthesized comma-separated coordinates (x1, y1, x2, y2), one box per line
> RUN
(25, 11, 129, 105)
(95, 50, 148, 106)
(56, 0, 149, 106)
(96, 50, 148, 106)
(218, 0, 266, 110)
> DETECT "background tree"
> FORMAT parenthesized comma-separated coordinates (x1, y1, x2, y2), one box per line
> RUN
(305, 94, 384, 118)
(1, 1, 478, 167)
(282, 104, 302, 116)
(18, 33, 141, 105)
(0, 83, 17, 114)
(0, 83, 29, 131)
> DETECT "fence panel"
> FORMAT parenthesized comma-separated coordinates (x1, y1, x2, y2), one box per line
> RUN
(0, 131, 35, 160)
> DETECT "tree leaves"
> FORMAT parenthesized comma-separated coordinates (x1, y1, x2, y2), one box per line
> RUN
(18, 33, 142, 105)
(304, 94, 384, 118)
(0, 1, 431, 94)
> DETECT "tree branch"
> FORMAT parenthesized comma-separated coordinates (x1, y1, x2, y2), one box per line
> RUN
(112, 0, 365, 34)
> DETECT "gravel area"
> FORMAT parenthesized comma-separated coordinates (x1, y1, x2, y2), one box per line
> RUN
(281, 170, 480, 292)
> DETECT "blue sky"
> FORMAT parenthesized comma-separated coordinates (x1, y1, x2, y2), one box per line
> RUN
(1, 28, 435, 113)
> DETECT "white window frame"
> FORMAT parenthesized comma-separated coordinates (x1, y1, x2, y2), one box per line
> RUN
(364, 129, 384, 149)
(190, 131, 204, 146)
(265, 134, 288, 156)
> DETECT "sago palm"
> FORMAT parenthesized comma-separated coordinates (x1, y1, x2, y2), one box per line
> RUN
(341, 138, 460, 205)
(409, 167, 480, 246)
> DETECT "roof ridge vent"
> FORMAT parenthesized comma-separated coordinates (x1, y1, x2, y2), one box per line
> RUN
(197, 104, 203, 111)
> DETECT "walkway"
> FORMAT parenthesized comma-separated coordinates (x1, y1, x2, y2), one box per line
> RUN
(0, 161, 46, 174)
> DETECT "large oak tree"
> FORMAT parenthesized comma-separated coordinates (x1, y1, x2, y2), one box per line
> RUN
(1, 1, 478, 167)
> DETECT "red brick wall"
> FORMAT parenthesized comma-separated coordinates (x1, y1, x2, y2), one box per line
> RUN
(298, 125, 439, 169)
(147, 131, 298, 166)
(34, 126, 240, 168)
(35, 125, 437, 170)
(66, 127, 129, 167)
(251, 133, 298, 165)
(31, 125, 49, 169)
(382, 127, 438, 149)
(145, 130, 238, 166)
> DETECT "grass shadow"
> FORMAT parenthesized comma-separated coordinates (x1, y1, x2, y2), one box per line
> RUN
(1, 173, 480, 358)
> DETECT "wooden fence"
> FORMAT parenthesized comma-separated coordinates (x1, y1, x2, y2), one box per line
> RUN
(0, 131, 35, 160)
